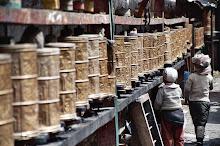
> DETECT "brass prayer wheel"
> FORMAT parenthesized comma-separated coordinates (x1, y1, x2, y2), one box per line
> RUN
(75, 61, 89, 81)
(108, 76, 116, 96)
(115, 52, 126, 67)
(88, 74, 100, 100)
(131, 51, 138, 64)
(131, 64, 138, 80)
(0, 54, 14, 146)
(37, 48, 61, 133)
(0, 44, 39, 140)
(99, 58, 108, 75)
(99, 74, 109, 98)
(45, 43, 77, 121)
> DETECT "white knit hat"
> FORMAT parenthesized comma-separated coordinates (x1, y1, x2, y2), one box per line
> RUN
(163, 67, 178, 83)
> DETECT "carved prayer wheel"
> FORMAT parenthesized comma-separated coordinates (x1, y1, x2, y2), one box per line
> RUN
(0, 54, 14, 146)
(124, 42, 131, 67)
(124, 36, 138, 51)
(0, 44, 39, 140)
(37, 48, 61, 133)
(45, 43, 77, 121)
(99, 38, 109, 98)
(80, 35, 100, 101)
(75, 61, 89, 107)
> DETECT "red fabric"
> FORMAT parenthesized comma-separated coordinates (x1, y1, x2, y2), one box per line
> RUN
(161, 116, 184, 146)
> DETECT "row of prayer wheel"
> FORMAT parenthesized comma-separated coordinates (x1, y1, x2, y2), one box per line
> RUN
(113, 33, 166, 90)
(0, 34, 117, 144)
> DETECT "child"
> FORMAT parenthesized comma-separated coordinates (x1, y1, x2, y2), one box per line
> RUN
(154, 67, 184, 146)
(184, 54, 213, 146)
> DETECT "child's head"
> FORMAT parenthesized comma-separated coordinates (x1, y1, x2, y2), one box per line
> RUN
(163, 67, 178, 83)
(192, 53, 211, 74)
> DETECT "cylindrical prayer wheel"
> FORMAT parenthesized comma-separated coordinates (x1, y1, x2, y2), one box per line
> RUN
(131, 51, 138, 64)
(58, 36, 88, 61)
(108, 76, 116, 96)
(131, 64, 138, 80)
(37, 48, 61, 133)
(0, 54, 14, 146)
(115, 52, 126, 67)
(99, 37, 108, 59)
(114, 35, 125, 52)
(75, 79, 89, 107)
(45, 43, 77, 121)
(124, 36, 138, 51)
(0, 44, 39, 140)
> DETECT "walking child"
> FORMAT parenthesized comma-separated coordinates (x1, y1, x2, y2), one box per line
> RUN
(184, 53, 213, 146)
(154, 67, 184, 146)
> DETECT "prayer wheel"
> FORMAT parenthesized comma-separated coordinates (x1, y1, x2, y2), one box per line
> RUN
(0, 44, 39, 140)
(115, 52, 126, 66)
(108, 76, 116, 96)
(131, 64, 138, 80)
(131, 51, 138, 64)
(99, 37, 108, 59)
(143, 34, 154, 48)
(45, 43, 77, 121)
(37, 48, 61, 133)
(0, 54, 14, 146)
(143, 59, 149, 73)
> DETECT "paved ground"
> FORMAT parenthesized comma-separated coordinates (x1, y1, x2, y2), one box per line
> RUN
(184, 76, 220, 146)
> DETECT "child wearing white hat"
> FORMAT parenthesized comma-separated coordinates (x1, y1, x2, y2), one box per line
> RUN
(154, 67, 184, 146)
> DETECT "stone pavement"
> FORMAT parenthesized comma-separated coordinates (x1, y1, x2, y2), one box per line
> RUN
(183, 76, 220, 146)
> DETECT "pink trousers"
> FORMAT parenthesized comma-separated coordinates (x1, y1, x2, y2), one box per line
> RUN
(161, 116, 184, 146)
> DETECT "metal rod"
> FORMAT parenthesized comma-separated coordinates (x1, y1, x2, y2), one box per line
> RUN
(211, 7, 214, 75)
(108, 0, 119, 145)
